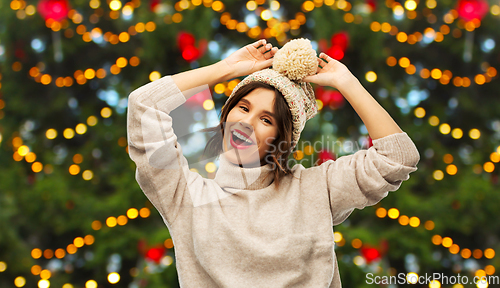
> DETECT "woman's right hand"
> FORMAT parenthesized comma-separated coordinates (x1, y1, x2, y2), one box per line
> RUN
(222, 39, 279, 79)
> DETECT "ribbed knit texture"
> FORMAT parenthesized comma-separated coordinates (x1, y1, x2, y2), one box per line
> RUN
(127, 75, 420, 288)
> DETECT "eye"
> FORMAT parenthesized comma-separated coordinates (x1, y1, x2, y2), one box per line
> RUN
(239, 106, 249, 112)
(263, 118, 272, 125)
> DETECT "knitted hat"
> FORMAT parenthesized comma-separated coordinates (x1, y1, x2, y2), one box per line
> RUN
(227, 38, 319, 148)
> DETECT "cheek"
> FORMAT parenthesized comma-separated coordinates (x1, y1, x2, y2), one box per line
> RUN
(226, 111, 235, 122)
(225, 111, 239, 130)
(257, 128, 278, 148)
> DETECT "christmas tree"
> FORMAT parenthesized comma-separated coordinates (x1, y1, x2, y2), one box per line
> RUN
(0, 0, 499, 287)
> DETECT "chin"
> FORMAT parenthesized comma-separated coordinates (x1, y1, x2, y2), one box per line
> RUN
(222, 141, 262, 167)
(224, 150, 261, 166)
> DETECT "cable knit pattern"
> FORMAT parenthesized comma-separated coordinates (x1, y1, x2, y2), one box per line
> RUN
(127, 75, 420, 288)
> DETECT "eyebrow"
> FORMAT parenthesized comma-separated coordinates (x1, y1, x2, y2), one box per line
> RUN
(239, 98, 276, 118)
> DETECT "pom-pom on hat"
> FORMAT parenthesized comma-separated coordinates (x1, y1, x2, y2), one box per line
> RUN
(227, 38, 319, 149)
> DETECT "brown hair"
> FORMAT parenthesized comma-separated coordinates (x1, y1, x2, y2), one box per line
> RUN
(201, 82, 294, 189)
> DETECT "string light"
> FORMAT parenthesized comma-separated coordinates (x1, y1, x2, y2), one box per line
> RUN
(398, 215, 409, 225)
(11, 2, 499, 284)
(30, 205, 151, 272)
(387, 208, 400, 219)
(387, 56, 495, 86)
(412, 107, 498, 176)
(10, 113, 120, 178)
(377, 206, 497, 261)
(29, 56, 140, 86)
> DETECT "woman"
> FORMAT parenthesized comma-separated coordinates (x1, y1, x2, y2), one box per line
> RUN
(127, 39, 419, 287)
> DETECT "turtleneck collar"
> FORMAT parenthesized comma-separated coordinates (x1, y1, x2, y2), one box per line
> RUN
(214, 153, 275, 191)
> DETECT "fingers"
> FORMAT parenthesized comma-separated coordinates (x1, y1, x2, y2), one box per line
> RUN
(270, 46, 278, 57)
(264, 47, 278, 60)
(251, 39, 266, 49)
(253, 39, 278, 55)
(255, 57, 274, 71)
(302, 75, 317, 84)
(319, 52, 342, 66)
(258, 43, 273, 54)
(319, 52, 330, 64)
(316, 58, 323, 73)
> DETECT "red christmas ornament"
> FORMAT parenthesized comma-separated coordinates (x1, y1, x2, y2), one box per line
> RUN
(321, 32, 349, 63)
(456, 0, 489, 21)
(326, 45, 344, 61)
(37, 0, 70, 22)
(328, 91, 345, 110)
(182, 45, 200, 62)
(324, 90, 336, 106)
(315, 86, 325, 100)
(317, 150, 336, 165)
(366, 0, 376, 12)
(177, 32, 205, 62)
(145, 247, 165, 263)
(315, 87, 329, 105)
(177, 32, 196, 51)
(331, 31, 349, 52)
(149, 0, 160, 12)
(360, 246, 381, 263)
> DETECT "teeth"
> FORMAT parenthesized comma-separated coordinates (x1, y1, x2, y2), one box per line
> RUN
(232, 131, 252, 144)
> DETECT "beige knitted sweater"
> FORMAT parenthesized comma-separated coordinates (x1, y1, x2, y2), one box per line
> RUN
(127, 76, 420, 288)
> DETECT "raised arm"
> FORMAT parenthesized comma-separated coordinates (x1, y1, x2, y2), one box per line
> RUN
(303, 52, 402, 140)
(303, 53, 419, 224)
(172, 39, 278, 95)
(127, 39, 278, 224)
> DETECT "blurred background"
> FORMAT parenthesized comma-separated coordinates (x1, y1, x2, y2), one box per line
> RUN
(1, 0, 499, 287)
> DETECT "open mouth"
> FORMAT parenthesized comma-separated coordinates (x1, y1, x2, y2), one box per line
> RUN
(230, 129, 254, 148)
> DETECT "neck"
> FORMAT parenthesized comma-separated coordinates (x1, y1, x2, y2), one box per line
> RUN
(214, 153, 275, 191)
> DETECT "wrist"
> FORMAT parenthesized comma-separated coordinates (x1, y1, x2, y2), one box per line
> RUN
(335, 73, 359, 94)
(215, 60, 236, 82)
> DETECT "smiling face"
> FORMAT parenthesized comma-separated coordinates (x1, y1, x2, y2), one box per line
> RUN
(222, 88, 278, 167)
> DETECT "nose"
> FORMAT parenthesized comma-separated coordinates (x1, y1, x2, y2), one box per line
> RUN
(234, 115, 255, 136)
(234, 121, 253, 136)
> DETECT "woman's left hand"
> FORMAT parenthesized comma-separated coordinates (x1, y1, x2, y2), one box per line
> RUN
(302, 53, 355, 90)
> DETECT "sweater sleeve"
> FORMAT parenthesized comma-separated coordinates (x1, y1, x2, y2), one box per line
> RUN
(127, 75, 201, 225)
(320, 132, 420, 225)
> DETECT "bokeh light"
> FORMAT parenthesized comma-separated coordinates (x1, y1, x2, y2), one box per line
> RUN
(376, 207, 387, 218)
(139, 207, 150, 218)
(85, 280, 97, 288)
(388, 208, 399, 219)
(108, 273, 120, 284)
(205, 162, 217, 173)
(149, 71, 161, 81)
(14, 276, 26, 287)
(127, 208, 139, 219)
(365, 71, 377, 82)
(38, 280, 50, 288)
